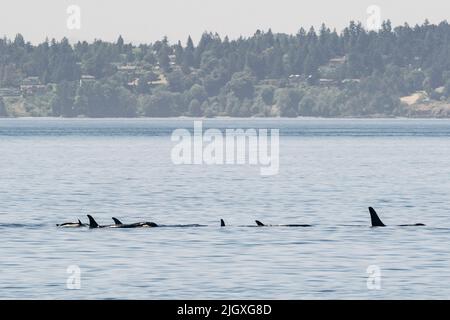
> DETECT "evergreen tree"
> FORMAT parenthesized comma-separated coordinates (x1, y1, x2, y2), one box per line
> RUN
(0, 97, 7, 117)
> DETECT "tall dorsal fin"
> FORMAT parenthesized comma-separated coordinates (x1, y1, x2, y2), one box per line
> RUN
(87, 215, 99, 228)
(220, 219, 225, 227)
(112, 217, 123, 225)
(255, 220, 265, 227)
(369, 207, 386, 227)
(78, 219, 82, 225)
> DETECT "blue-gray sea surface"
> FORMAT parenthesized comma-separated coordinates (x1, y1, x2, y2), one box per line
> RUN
(1, 118, 450, 299)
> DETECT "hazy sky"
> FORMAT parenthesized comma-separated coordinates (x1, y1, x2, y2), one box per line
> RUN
(1, 0, 449, 44)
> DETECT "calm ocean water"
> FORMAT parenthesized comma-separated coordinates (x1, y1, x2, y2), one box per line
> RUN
(1, 118, 450, 299)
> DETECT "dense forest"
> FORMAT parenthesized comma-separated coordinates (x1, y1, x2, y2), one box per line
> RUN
(1, 19, 450, 118)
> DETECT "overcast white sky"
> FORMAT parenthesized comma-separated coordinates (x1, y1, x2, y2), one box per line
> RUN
(0, 0, 448, 44)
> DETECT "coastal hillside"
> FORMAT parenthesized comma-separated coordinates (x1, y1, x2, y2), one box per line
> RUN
(1, 20, 450, 118)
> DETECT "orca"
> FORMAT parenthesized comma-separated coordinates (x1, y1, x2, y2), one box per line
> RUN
(255, 220, 312, 227)
(87, 215, 104, 228)
(255, 220, 265, 226)
(112, 217, 158, 228)
(87, 215, 158, 228)
(368, 207, 425, 227)
(118, 221, 158, 228)
(87, 215, 117, 228)
(56, 219, 88, 228)
(369, 207, 385, 227)
(112, 217, 123, 225)
(115, 217, 158, 228)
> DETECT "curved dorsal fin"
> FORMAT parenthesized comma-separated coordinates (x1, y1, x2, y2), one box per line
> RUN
(369, 207, 386, 227)
(78, 219, 82, 225)
(87, 215, 99, 228)
(255, 220, 265, 227)
(220, 219, 225, 227)
(112, 217, 123, 225)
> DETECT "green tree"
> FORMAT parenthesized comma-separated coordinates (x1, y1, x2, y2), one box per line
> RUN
(50, 81, 75, 116)
(0, 97, 7, 117)
(188, 84, 207, 103)
(158, 44, 171, 72)
(260, 86, 275, 105)
(117, 35, 124, 53)
(276, 88, 304, 117)
(298, 95, 316, 116)
(188, 99, 202, 116)
(226, 72, 255, 100)
(183, 36, 195, 68)
(141, 91, 175, 117)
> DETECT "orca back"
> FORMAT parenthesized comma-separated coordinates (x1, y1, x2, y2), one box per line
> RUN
(112, 217, 123, 225)
(399, 223, 426, 227)
(145, 222, 158, 227)
(369, 207, 386, 227)
(87, 215, 99, 228)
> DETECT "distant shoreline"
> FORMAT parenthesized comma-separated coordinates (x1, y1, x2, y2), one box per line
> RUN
(2, 20, 450, 119)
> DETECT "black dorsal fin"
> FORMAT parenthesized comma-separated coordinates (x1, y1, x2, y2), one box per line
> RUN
(255, 220, 265, 227)
(220, 219, 225, 227)
(112, 217, 123, 225)
(369, 207, 386, 227)
(78, 219, 82, 225)
(87, 215, 99, 228)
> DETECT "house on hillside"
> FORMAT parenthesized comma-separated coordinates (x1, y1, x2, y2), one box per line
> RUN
(288, 74, 303, 86)
(318, 78, 339, 86)
(22, 76, 41, 86)
(20, 77, 46, 95)
(117, 64, 146, 84)
(328, 56, 346, 65)
(149, 74, 168, 86)
(127, 78, 139, 88)
(118, 65, 138, 72)
(117, 65, 139, 73)
(79, 75, 96, 86)
(0, 87, 21, 97)
(341, 78, 360, 86)
(168, 54, 177, 66)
